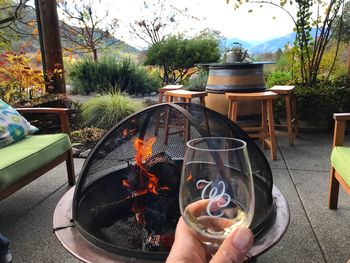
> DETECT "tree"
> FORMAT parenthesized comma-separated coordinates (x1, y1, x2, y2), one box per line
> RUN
(145, 34, 220, 84)
(333, 1, 350, 42)
(58, 0, 119, 61)
(0, 0, 66, 94)
(130, 0, 199, 46)
(332, 1, 350, 73)
(0, 0, 37, 49)
(227, 0, 346, 86)
(0, 0, 17, 46)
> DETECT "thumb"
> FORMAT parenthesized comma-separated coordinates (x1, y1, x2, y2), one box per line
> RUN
(210, 227, 253, 263)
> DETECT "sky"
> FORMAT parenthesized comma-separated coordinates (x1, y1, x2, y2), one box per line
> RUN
(105, 0, 297, 48)
(56, 0, 298, 49)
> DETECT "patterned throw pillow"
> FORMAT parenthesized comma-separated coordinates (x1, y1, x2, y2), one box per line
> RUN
(0, 100, 38, 148)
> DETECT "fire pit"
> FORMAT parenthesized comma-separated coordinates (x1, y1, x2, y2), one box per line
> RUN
(53, 103, 289, 262)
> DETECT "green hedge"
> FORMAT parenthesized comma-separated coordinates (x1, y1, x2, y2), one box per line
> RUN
(265, 71, 295, 88)
(272, 75, 350, 126)
(69, 57, 161, 95)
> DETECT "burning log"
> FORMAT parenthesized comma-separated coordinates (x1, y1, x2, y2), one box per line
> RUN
(140, 193, 179, 251)
(145, 152, 180, 195)
(90, 135, 181, 253)
(90, 194, 136, 228)
(126, 152, 180, 194)
(143, 194, 180, 234)
(90, 152, 181, 229)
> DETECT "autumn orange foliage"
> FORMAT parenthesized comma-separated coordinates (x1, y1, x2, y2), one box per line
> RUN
(0, 52, 45, 104)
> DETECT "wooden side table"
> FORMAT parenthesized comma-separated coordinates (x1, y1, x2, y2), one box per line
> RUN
(269, 85, 299, 146)
(225, 91, 279, 160)
(163, 90, 208, 144)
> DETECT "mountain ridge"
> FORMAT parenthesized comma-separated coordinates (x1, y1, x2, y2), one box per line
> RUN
(222, 28, 318, 54)
(221, 32, 295, 54)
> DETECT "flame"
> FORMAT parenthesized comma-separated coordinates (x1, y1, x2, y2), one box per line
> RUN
(122, 179, 130, 188)
(133, 137, 156, 164)
(121, 135, 171, 225)
(132, 137, 159, 194)
(123, 129, 128, 137)
(186, 174, 193, 181)
(123, 128, 137, 137)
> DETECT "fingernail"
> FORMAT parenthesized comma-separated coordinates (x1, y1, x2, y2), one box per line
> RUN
(232, 227, 252, 251)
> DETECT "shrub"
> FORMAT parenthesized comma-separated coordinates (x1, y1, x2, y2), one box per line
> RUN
(0, 52, 46, 104)
(82, 91, 145, 129)
(265, 71, 295, 88)
(69, 57, 160, 95)
(144, 34, 220, 84)
(273, 75, 350, 126)
(116, 59, 160, 95)
(184, 70, 208, 91)
(296, 76, 350, 122)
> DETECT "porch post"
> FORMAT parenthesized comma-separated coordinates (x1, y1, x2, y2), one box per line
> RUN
(37, 0, 66, 94)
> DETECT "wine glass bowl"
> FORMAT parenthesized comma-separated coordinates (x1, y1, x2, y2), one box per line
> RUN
(179, 137, 255, 244)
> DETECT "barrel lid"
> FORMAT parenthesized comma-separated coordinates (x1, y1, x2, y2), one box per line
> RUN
(198, 62, 274, 68)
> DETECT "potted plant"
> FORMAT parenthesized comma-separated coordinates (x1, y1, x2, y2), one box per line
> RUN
(225, 42, 250, 63)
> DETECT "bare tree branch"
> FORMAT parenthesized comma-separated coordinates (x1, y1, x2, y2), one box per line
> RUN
(58, 0, 119, 61)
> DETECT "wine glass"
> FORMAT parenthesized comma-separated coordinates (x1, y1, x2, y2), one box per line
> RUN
(179, 137, 255, 249)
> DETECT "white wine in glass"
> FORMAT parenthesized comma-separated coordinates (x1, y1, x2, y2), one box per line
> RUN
(180, 137, 255, 245)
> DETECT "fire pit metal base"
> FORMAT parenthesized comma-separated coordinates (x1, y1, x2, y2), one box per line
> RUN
(53, 185, 289, 262)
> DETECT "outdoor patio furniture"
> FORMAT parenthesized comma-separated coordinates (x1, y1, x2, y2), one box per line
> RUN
(154, 85, 184, 136)
(164, 90, 208, 144)
(270, 85, 299, 146)
(0, 108, 75, 201)
(158, 84, 183, 103)
(164, 89, 207, 104)
(328, 113, 350, 209)
(225, 91, 279, 160)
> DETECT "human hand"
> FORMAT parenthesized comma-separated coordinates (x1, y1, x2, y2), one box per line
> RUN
(166, 217, 253, 263)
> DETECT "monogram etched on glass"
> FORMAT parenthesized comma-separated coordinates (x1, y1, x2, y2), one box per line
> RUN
(196, 180, 231, 218)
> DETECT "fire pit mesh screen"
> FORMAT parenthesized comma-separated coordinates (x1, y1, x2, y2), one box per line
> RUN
(72, 103, 273, 260)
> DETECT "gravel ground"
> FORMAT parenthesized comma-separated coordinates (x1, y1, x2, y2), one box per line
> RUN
(67, 93, 159, 104)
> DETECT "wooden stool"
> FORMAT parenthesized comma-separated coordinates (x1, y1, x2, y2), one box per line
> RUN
(154, 85, 183, 136)
(164, 90, 208, 144)
(225, 91, 278, 160)
(164, 89, 207, 105)
(269, 85, 299, 146)
(158, 85, 183, 103)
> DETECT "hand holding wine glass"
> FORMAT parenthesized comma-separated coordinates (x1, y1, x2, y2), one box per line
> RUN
(166, 217, 253, 263)
(179, 137, 255, 250)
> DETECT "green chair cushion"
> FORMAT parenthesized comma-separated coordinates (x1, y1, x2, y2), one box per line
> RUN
(331, 146, 350, 186)
(0, 134, 71, 192)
